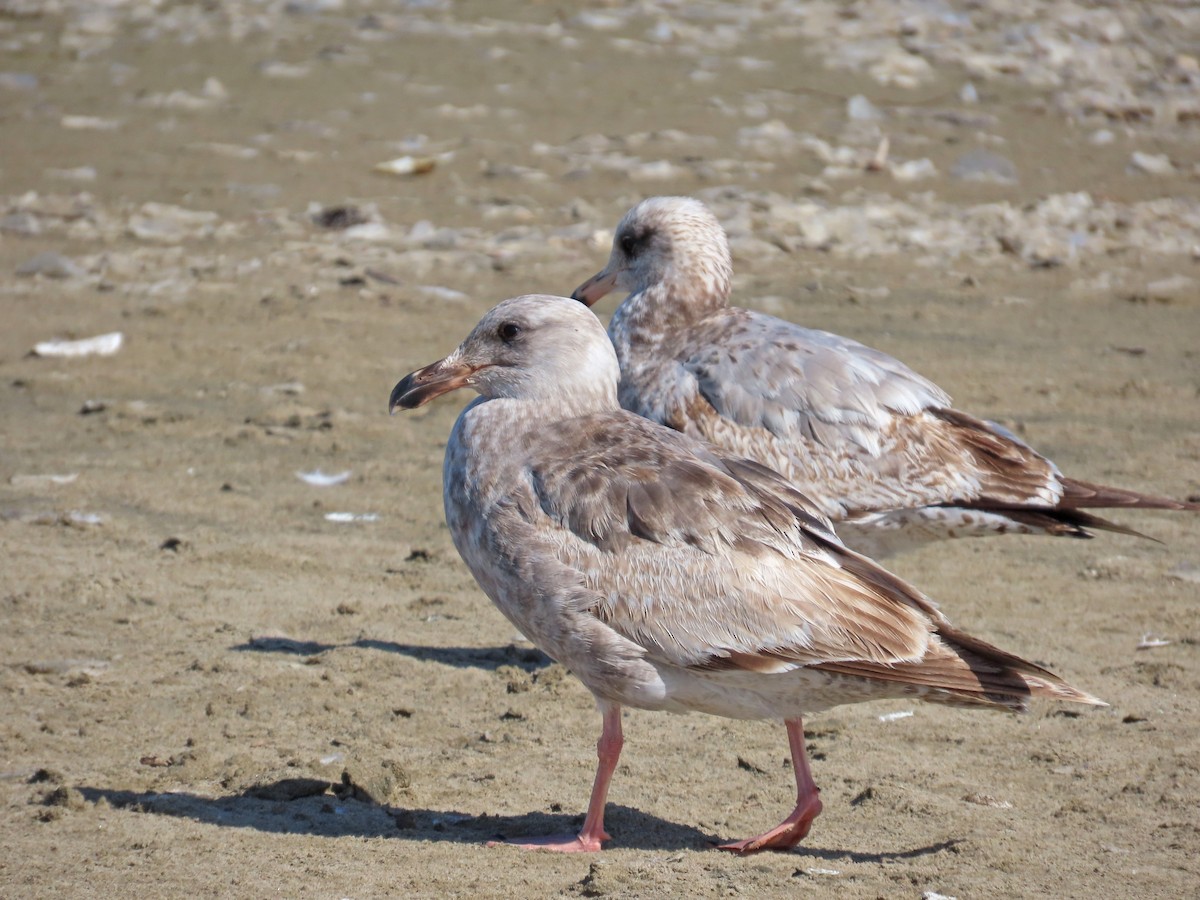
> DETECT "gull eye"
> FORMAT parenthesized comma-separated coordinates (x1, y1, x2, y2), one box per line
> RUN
(497, 321, 522, 343)
(618, 231, 639, 257)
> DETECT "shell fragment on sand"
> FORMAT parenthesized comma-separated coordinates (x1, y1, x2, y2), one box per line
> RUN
(373, 154, 450, 177)
(9, 473, 79, 487)
(324, 512, 379, 523)
(295, 470, 352, 487)
(33, 332, 123, 358)
(1136, 634, 1171, 650)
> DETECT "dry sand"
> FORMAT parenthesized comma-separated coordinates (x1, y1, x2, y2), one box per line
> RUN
(2, 2, 1198, 897)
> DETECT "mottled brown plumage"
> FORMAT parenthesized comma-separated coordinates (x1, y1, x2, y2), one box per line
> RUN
(389, 295, 1102, 855)
(572, 196, 1197, 558)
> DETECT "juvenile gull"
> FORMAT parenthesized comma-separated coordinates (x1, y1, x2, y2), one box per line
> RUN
(573, 197, 1197, 558)
(389, 295, 1102, 854)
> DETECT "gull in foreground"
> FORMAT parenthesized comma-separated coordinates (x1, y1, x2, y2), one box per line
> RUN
(573, 197, 1197, 558)
(389, 294, 1102, 854)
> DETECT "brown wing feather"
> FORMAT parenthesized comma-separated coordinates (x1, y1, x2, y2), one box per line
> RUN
(1056, 476, 1200, 512)
(529, 413, 937, 668)
(525, 411, 1099, 707)
(928, 408, 1061, 506)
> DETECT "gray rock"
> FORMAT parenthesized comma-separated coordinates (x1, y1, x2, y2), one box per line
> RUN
(0, 72, 39, 90)
(16, 252, 85, 279)
(950, 149, 1017, 184)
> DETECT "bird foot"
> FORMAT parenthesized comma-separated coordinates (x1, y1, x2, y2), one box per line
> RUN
(716, 794, 823, 855)
(487, 831, 609, 853)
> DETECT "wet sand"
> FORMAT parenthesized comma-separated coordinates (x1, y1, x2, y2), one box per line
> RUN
(2, 2, 1198, 897)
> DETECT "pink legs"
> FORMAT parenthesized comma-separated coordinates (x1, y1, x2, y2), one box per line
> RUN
(488, 702, 624, 853)
(718, 717, 823, 854)
(489, 711, 821, 854)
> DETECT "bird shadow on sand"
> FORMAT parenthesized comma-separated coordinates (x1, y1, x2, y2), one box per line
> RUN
(75, 783, 960, 859)
(230, 636, 552, 672)
(77, 785, 705, 850)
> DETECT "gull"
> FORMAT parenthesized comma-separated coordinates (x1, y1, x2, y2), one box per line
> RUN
(389, 294, 1102, 854)
(572, 196, 1196, 558)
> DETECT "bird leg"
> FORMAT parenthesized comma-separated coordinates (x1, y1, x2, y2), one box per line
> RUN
(718, 717, 823, 854)
(488, 701, 623, 853)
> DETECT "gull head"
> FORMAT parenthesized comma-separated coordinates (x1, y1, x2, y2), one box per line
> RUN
(572, 196, 732, 309)
(390, 295, 620, 413)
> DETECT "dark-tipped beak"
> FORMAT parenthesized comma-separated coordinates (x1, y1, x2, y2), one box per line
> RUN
(570, 268, 620, 307)
(389, 358, 482, 413)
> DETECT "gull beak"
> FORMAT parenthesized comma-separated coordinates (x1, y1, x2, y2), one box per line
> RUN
(571, 267, 620, 307)
(389, 358, 482, 413)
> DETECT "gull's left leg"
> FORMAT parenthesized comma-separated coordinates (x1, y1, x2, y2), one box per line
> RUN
(718, 717, 823, 854)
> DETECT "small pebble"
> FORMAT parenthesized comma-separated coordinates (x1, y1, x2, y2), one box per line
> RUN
(1145, 274, 1193, 302)
(847, 94, 882, 121)
(16, 252, 85, 279)
(1128, 151, 1174, 176)
(296, 470, 352, 487)
(0, 72, 39, 90)
(950, 149, 1017, 183)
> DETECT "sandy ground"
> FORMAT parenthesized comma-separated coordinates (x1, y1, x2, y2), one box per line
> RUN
(2, 2, 1199, 897)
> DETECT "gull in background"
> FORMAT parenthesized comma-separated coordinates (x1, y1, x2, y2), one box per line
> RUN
(572, 196, 1197, 559)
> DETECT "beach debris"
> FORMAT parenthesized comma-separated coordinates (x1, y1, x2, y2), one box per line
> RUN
(1166, 562, 1200, 584)
(1128, 152, 1174, 176)
(1136, 634, 1171, 650)
(868, 47, 933, 89)
(9, 473, 79, 487)
(1, 211, 42, 236)
(139, 77, 227, 111)
(866, 137, 889, 171)
(324, 512, 379, 523)
(127, 202, 219, 243)
(415, 285, 469, 303)
(0, 72, 38, 91)
(891, 158, 936, 182)
(60, 115, 121, 130)
(795, 867, 842, 878)
(630, 160, 686, 181)
(847, 94, 882, 121)
(1144, 275, 1194, 303)
(963, 792, 1013, 809)
(24, 659, 109, 677)
(259, 61, 311, 79)
(295, 470, 352, 487)
(33, 332, 123, 358)
(373, 155, 441, 177)
(311, 205, 368, 230)
(950, 149, 1017, 183)
(46, 166, 97, 182)
(341, 222, 394, 242)
(191, 141, 259, 159)
(16, 251, 85, 279)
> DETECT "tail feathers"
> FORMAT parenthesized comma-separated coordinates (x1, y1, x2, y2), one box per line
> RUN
(936, 623, 1106, 710)
(1001, 508, 1157, 543)
(813, 623, 1105, 713)
(1058, 477, 1200, 512)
